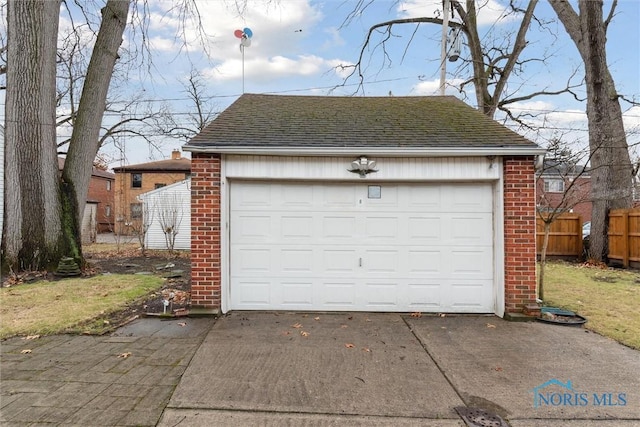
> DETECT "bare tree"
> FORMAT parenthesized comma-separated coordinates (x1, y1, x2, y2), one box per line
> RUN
(536, 139, 591, 299)
(337, 0, 581, 121)
(549, 0, 634, 262)
(156, 192, 185, 254)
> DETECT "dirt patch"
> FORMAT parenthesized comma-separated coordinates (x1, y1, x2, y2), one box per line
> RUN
(84, 249, 192, 324)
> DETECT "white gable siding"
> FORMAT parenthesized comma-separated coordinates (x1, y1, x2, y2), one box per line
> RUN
(139, 179, 191, 250)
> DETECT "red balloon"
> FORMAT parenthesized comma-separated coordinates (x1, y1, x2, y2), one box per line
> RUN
(234, 29, 243, 38)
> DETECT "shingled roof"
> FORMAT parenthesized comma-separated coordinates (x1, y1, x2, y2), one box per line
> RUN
(111, 158, 191, 173)
(184, 94, 543, 156)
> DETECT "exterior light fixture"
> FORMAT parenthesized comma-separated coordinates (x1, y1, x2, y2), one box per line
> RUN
(349, 156, 378, 178)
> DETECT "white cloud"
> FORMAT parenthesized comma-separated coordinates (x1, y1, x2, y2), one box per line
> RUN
(412, 78, 465, 96)
(205, 54, 346, 82)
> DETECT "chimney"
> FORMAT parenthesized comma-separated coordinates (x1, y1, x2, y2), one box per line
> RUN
(171, 149, 181, 160)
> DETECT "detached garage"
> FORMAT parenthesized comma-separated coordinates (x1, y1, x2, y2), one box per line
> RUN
(184, 94, 545, 317)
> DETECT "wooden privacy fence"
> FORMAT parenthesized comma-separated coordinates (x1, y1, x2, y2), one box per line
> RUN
(536, 214, 583, 257)
(608, 209, 640, 268)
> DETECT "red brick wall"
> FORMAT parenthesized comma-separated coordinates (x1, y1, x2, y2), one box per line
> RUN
(190, 154, 222, 311)
(189, 155, 539, 315)
(87, 175, 114, 233)
(504, 156, 538, 313)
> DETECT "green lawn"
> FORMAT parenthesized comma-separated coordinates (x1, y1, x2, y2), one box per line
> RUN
(0, 274, 164, 339)
(543, 261, 640, 350)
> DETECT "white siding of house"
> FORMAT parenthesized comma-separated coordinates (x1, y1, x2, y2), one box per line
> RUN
(81, 202, 98, 244)
(224, 155, 500, 181)
(139, 179, 191, 250)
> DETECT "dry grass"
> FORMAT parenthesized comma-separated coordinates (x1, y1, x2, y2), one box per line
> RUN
(543, 261, 640, 350)
(0, 274, 164, 339)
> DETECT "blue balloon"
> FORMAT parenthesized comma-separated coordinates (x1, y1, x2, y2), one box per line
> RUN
(243, 27, 253, 38)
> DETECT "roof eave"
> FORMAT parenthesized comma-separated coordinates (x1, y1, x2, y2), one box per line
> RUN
(182, 145, 547, 157)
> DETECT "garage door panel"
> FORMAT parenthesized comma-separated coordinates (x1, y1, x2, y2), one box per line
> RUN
(232, 183, 273, 208)
(320, 282, 357, 307)
(449, 214, 493, 242)
(322, 249, 358, 272)
(280, 282, 314, 306)
(449, 184, 493, 211)
(448, 282, 493, 309)
(450, 249, 494, 279)
(322, 216, 358, 238)
(322, 185, 357, 208)
(364, 216, 399, 240)
(406, 282, 443, 309)
(236, 281, 271, 306)
(363, 249, 399, 273)
(281, 249, 314, 272)
(363, 282, 399, 308)
(232, 215, 273, 241)
(230, 181, 495, 313)
(407, 250, 442, 273)
(407, 216, 442, 241)
(233, 248, 271, 273)
(281, 215, 314, 238)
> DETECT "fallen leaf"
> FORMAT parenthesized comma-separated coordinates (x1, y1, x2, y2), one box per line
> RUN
(410, 312, 422, 318)
(365, 318, 372, 322)
(103, 320, 110, 325)
(300, 331, 309, 337)
(362, 347, 371, 352)
(22, 335, 40, 340)
(439, 313, 446, 317)
(314, 317, 320, 321)
(340, 324, 348, 329)
(178, 322, 187, 327)
(345, 343, 355, 348)
(292, 322, 303, 329)
(347, 316, 353, 320)
(21, 349, 32, 354)
(494, 366, 503, 371)
(281, 331, 291, 336)
(117, 352, 132, 358)
(486, 323, 496, 328)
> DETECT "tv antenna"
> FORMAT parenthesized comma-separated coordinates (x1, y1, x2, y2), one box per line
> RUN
(234, 27, 253, 93)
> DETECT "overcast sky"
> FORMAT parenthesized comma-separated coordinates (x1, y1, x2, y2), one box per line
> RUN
(3, 0, 640, 167)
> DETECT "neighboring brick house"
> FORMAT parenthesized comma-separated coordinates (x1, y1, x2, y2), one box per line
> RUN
(536, 160, 592, 222)
(58, 157, 115, 235)
(112, 150, 191, 235)
(183, 94, 546, 318)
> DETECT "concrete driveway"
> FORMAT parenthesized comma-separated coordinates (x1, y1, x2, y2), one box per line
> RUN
(159, 312, 640, 426)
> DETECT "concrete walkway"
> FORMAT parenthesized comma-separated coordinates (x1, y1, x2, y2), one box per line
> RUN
(2, 313, 639, 426)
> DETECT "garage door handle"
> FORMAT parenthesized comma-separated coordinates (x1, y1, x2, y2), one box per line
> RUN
(359, 257, 362, 267)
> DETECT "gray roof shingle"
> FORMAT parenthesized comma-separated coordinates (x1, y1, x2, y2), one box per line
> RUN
(185, 94, 543, 155)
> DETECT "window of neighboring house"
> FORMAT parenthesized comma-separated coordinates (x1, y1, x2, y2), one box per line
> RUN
(132, 173, 142, 188)
(106, 180, 112, 191)
(105, 205, 111, 218)
(544, 178, 565, 193)
(130, 203, 142, 219)
(155, 183, 166, 189)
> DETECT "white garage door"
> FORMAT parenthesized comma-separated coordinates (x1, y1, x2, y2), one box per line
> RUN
(229, 181, 494, 312)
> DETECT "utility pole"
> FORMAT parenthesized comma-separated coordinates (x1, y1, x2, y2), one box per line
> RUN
(439, 0, 450, 96)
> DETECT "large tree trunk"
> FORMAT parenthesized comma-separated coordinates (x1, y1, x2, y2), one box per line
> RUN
(3, 0, 129, 272)
(62, 0, 129, 260)
(549, 0, 633, 262)
(4, 0, 62, 271)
